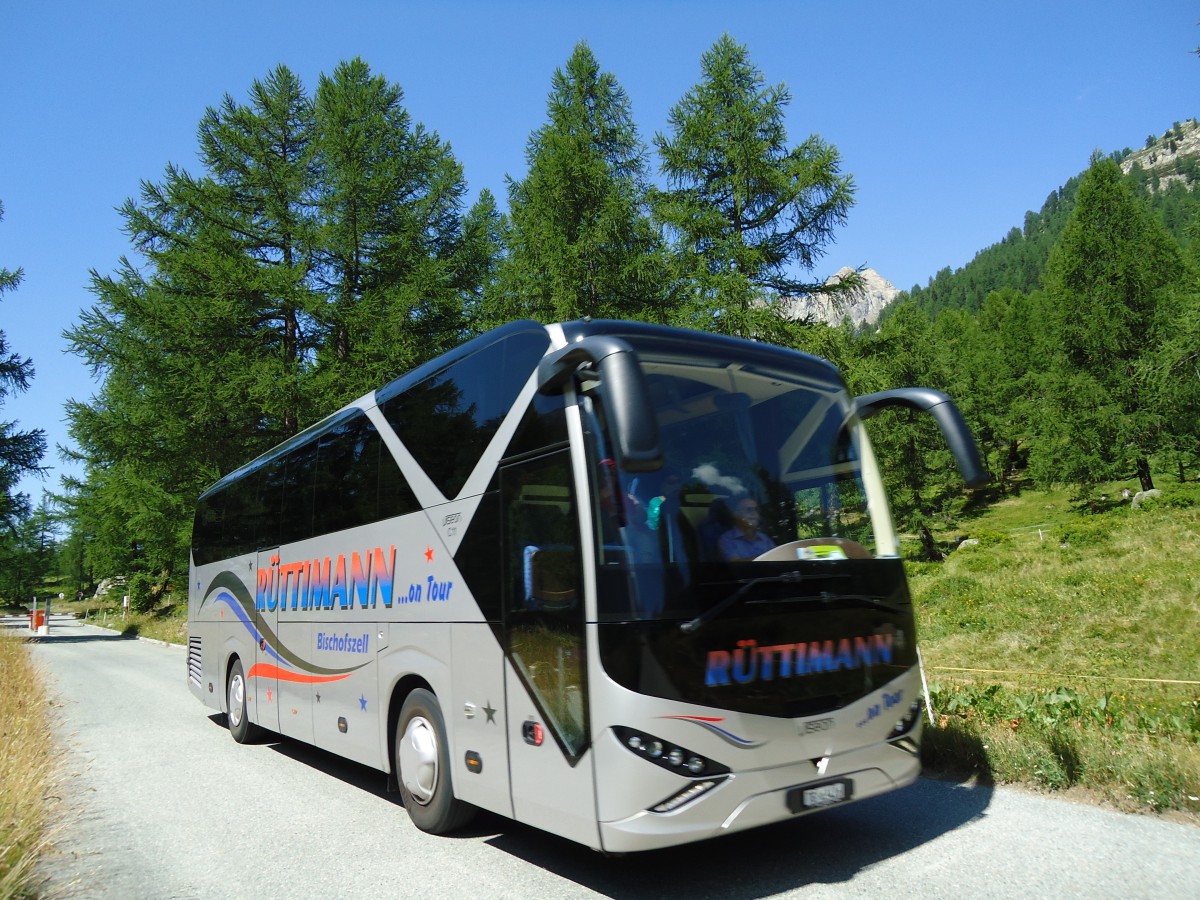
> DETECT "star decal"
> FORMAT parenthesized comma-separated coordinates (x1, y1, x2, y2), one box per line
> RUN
(424, 546, 435, 562)
(483, 700, 497, 725)
(359, 694, 368, 711)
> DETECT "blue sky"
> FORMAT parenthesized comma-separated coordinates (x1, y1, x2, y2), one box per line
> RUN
(2, 1, 1197, 503)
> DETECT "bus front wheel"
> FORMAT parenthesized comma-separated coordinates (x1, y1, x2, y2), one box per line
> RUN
(395, 689, 475, 834)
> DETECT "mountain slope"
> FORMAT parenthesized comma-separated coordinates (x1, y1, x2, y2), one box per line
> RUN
(890, 118, 1199, 322)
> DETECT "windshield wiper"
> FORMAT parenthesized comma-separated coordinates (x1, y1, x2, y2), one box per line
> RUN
(822, 594, 898, 614)
(680, 571, 806, 634)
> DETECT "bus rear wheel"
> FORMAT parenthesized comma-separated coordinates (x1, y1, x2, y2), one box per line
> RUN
(226, 658, 259, 744)
(395, 689, 474, 834)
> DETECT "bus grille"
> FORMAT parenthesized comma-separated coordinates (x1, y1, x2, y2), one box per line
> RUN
(188, 636, 202, 688)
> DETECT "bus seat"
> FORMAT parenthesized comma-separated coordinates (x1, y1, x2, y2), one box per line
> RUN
(523, 544, 578, 610)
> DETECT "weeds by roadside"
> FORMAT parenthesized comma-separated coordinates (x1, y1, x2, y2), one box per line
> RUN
(64, 585, 187, 645)
(913, 477, 1200, 817)
(0, 633, 57, 899)
(922, 680, 1200, 815)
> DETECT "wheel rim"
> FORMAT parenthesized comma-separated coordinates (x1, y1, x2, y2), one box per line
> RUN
(228, 672, 245, 728)
(399, 716, 438, 805)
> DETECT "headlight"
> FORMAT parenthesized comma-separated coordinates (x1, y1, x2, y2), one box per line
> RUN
(612, 726, 730, 777)
(889, 698, 923, 739)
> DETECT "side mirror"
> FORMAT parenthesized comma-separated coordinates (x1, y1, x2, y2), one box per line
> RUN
(854, 387, 988, 488)
(537, 336, 663, 472)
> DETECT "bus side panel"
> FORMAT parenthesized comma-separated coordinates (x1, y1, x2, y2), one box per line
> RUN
(276, 618, 315, 745)
(186, 558, 220, 711)
(307, 623, 381, 768)
(448, 623, 512, 819)
(505, 660, 600, 850)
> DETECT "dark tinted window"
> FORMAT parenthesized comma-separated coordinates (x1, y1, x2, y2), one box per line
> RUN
(257, 458, 287, 550)
(279, 441, 318, 545)
(192, 411, 423, 565)
(453, 489, 501, 621)
(192, 493, 224, 566)
(380, 330, 549, 498)
(505, 392, 568, 460)
(314, 417, 377, 534)
(222, 468, 265, 559)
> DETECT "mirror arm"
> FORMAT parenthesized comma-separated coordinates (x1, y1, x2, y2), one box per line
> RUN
(854, 387, 987, 488)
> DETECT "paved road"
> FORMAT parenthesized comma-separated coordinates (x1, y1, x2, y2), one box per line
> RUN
(15, 617, 1200, 899)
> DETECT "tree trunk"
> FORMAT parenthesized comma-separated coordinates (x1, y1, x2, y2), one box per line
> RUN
(1136, 457, 1154, 493)
(919, 525, 944, 562)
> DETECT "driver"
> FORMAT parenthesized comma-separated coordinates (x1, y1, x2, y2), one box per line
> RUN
(718, 496, 775, 561)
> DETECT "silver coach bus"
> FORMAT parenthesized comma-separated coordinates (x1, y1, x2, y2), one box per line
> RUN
(187, 318, 983, 853)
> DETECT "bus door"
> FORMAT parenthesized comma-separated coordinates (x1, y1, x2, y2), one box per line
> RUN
(500, 449, 600, 848)
(272, 553, 315, 747)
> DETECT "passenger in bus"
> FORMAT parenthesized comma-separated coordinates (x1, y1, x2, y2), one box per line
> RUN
(628, 468, 696, 566)
(697, 497, 734, 560)
(718, 496, 775, 561)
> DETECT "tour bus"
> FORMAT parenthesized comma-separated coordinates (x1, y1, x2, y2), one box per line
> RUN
(187, 318, 984, 853)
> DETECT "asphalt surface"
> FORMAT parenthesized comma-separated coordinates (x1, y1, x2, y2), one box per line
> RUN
(13, 615, 1200, 899)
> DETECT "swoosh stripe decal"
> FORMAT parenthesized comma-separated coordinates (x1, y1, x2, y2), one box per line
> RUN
(200, 568, 371, 678)
(214, 590, 289, 667)
(246, 663, 351, 685)
(660, 715, 766, 748)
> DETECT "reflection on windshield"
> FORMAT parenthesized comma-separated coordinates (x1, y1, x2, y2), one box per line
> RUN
(591, 354, 879, 621)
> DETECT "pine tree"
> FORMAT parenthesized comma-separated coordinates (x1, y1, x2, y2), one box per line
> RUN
(0, 494, 56, 603)
(63, 63, 476, 585)
(653, 35, 857, 340)
(311, 58, 472, 402)
(457, 188, 506, 330)
(1141, 241, 1200, 482)
(1032, 155, 1189, 495)
(860, 302, 963, 559)
(490, 42, 671, 326)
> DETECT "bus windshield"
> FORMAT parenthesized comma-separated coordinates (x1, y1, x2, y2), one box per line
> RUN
(588, 347, 888, 622)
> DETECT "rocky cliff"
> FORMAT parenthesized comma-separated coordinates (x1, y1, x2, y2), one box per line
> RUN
(783, 266, 899, 328)
(1119, 118, 1200, 191)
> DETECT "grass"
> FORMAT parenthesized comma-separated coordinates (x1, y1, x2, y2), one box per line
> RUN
(0, 633, 58, 899)
(911, 477, 1200, 817)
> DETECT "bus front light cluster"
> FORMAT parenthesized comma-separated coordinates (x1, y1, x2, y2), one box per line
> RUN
(612, 726, 730, 778)
(650, 777, 728, 813)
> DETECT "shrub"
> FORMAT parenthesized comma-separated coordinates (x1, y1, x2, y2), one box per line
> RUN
(1134, 488, 1197, 512)
(1054, 518, 1112, 548)
(960, 529, 1013, 548)
(127, 573, 157, 614)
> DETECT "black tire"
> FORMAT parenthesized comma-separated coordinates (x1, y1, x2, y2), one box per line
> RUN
(395, 688, 475, 834)
(226, 658, 259, 744)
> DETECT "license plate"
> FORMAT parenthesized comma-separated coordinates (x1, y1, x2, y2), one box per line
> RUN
(787, 778, 853, 813)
